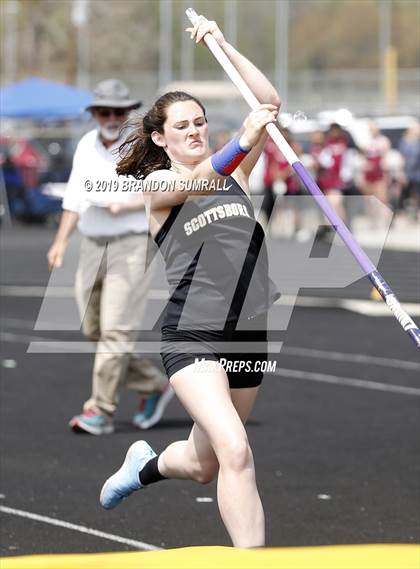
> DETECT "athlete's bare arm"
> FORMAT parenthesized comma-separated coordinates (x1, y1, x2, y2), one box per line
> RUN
(188, 17, 281, 178)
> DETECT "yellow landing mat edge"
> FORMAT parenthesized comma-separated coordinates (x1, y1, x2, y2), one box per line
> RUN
(1, 544, 419, 569)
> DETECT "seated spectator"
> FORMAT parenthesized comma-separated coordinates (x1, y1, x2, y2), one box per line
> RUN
(1, 153, 26, 218)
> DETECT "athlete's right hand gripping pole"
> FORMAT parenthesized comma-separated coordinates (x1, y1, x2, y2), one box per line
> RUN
(186, 7, 420, 349)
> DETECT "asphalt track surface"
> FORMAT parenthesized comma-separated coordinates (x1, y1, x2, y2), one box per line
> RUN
(1, 225, 419, 557)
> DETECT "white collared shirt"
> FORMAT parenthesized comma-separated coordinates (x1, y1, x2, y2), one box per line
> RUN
(62, 129, 148, 237)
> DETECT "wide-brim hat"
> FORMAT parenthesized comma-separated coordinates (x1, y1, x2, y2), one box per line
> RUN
(85, 79, 142, 112)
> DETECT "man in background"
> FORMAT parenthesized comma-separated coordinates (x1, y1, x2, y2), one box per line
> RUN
(47, 79, 172, 435)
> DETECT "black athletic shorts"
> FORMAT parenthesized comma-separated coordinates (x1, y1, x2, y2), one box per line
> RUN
(160, 313, 268, 388)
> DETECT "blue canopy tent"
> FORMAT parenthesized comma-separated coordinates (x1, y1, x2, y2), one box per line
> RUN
(0, 77, 93, 119)
(0, 78, 93, 223)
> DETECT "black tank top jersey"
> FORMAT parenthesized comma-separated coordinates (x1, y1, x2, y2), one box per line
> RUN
(154, 176, 280, 329)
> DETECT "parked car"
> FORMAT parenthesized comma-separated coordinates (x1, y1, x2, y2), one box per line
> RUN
(286, 110, 417, 150)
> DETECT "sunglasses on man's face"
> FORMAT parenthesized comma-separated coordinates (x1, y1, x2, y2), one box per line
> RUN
(95, 108, 128, 118)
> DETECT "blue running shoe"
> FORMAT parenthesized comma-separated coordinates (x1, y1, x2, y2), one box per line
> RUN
(100, 441, 156, 510)
(132, 385, 174, 430)
(69, 408, 114, 435)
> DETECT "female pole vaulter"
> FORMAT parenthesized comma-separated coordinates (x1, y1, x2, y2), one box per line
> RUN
(100, 15, 281, 548)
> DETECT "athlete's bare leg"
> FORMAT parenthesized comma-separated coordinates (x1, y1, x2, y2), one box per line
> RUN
(327, 189, 346, 221)
(157, 363, 264, 548)
(362, 180, 390, 228)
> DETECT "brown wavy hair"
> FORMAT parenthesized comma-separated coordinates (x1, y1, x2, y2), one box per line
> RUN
(117, 91, 206, 179)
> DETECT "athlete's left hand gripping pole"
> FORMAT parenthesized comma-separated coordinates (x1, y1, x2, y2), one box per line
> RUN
(185, 7, 420, 349)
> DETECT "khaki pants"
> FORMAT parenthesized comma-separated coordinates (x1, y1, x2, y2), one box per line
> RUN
(75, 233, 166, 416)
